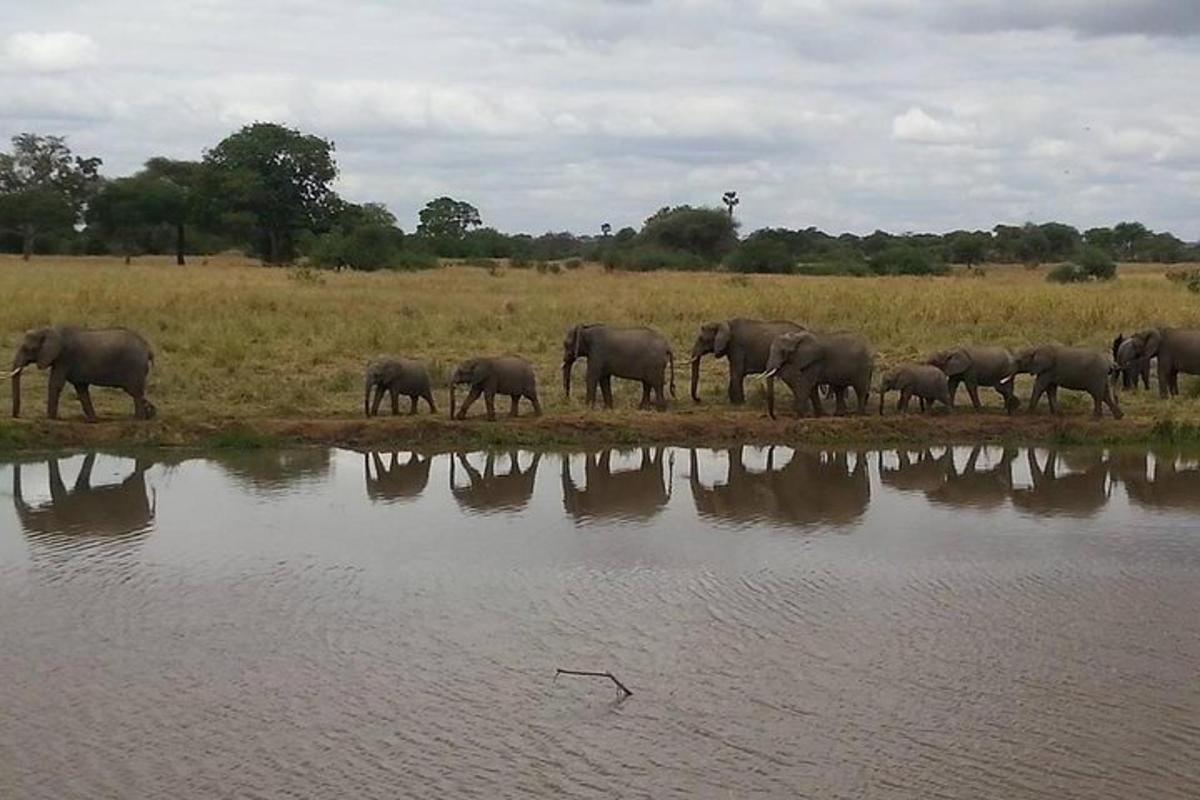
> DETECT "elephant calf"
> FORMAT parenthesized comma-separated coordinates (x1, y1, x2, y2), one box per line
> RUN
(364, 357, 436, 417)
(1116, 327, 1200, 398)
(926, 345, 1019, 413)
(449, 356, 541, 421)
(1111, 334, 1151, 391)
(10, 325, 155, 421)
(1013, 344, 1123, 419)
(878, 364, 951, 414)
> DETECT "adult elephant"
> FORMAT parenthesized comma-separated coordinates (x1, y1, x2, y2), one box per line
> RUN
(763, 331, 873, 419)
(1011, 449, 1110, 518)
(9, 325, 155, 421)
(926, 346, 1020, 413)
(689, 318, 804, 404)
(562, 324, 675, 410)
(12, 453, 155, 537)
(1111, 335, 1151, 391)
(1012, 344, 1122, 419)
(1117, 328, 1200, 398)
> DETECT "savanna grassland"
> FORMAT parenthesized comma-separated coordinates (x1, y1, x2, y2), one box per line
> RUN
(2, 254, 1200, 450)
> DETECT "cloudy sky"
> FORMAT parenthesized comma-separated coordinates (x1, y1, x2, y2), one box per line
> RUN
(3, 1, 1198, 238)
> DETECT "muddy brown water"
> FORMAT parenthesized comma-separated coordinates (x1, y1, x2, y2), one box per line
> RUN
(2, 445, 1199, 799)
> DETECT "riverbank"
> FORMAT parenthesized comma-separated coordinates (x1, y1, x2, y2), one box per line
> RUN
(3, 407, 1199, 452)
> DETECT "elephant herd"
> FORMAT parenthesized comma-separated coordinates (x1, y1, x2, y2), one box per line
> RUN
(8, 321, 1200, 422)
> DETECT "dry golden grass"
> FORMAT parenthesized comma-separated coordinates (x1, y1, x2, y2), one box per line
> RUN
(1, 254, 1199, 445)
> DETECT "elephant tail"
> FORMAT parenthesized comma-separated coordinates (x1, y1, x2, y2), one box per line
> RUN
(667, 349, 676, 398)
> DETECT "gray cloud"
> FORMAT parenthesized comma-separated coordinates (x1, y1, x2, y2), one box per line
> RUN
(1, 0, 1197, 238)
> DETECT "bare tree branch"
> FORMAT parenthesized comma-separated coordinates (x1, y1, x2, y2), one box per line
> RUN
(555, 668, 633, 697)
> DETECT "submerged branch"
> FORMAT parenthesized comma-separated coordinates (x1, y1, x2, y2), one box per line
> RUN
(555, 668, 633, 697)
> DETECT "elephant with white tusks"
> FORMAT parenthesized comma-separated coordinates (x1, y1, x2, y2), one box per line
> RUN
(562, 324, 675, 410)
(10, 325, 155, 421)
(763, 331, 873, 419)
(1012, 344, 1122, 419)
(689, 318, 806, 405)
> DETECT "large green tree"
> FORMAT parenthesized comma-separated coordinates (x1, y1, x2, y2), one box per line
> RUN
(0, 134, 102, 259)
(203, 123, 339, 264)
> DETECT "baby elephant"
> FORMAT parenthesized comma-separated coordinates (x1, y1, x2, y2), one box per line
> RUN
(878, 364, 952, 415)
(449, 356, 541, 421)
(364, 357, 436, 417)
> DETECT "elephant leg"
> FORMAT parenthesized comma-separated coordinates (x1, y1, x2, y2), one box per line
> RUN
(807, 386, 823, 416)
(46, 368, 67, 420)
(409, 395, 419, 415)
(1170, 369, 1180, 396)
(1046, 385, 1061, 416)
(898, 388, 912, 412)
(729, 361, 745, 405)
(510, 394, 520, 417)
(424, 391, 438, 415)
(456, 385, 482, 419)
(600, 376, 614, 409)
(1090, 390, 1104, 418)
(527, 390, 543, 416)
(1157, 360, 1170, 399)
(370, 385, 385, 416)
(1028, 374, 1050, 414)
(74, 383, 97, 422)
(389, 388, 400, 416)
(484, 389, 497, 421)
(997, 383, 1018, 415)
(834, 387, 848, 416)
(1105, 385, 1124, 419)
(639, 382, 651, 410)
(947, 377, 960, 406)
(654, 381, 666, 411)
(965, 382, 982, 411)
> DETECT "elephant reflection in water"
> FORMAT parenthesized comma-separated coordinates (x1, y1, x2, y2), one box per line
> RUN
(1011, 449, 1110, 517)
(363, 452, 430, 503)
(213, 449, 332, 495)
(562, 447, 672, 521)
(926, 446, 1016, 509)
(878, 449, 953, 494)
(689, 446, 870, 527)
(450, 451, 541, 513)
(1112, 451, 1200, 512)
(12, 454, 155, 539)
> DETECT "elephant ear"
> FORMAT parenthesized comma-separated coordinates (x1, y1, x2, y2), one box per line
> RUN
(470, 359, 490, 384)
(790, 334, 821, 370)
(944, 349, 971, 376)
(713, 322, 732, 358)
(1140, 328, 1162, 358)
(571, 325, 586, 359)
(1031, 346, 1055, 374)
(1111, 334, 1124, 360)
(35, 328, 62, 370)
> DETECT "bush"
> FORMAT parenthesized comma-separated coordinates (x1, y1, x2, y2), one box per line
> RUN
(725, 236, 795, 274)
(1046, 263, 1088, 283)
(1046, 247, 1117, 283)
(607, 244, 707, 272)
(868, 245, 948, 276)
(637, 206, 737, 261)
(391, 248, 439, 271)
(1167, 269, 1200, 293)
(564, 257, 583, 270)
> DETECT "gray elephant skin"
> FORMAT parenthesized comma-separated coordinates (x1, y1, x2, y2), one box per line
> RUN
(561, 448, 671, 521)
(926, 346, 1019, 412)
(364, 357, 436, 416)
(451, 451, 540, 513)
(364, 452, 431, 503)
(689, 318, 804, 404)
(763, 331, 873, 419)
(449, 356, 541, 420)
(1013, 344, 1122, 418)
(877, 364, 951, 414)
(13, 454, 155, 538)
(1117, 327, 1200, 398)
(1111, 335, 1151, 391)
(10, 325, 155, 421)
(562, 324, 675, 410)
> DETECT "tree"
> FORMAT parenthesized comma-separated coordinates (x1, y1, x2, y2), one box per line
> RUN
(725, 232, 793, 274)
(600, 222, 612, 238)
(722, 190, 739, 220)
(946, 230, 990, 266)
(638, 205, 737, 262)
(140, 158, 207, 265)
(1037, 222, 1081, 261)
(417, 197, 482, 245)
(0, 134, 102, 260)
(203, 122, 339, 264)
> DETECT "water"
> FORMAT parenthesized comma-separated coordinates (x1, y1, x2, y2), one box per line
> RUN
(2, 445, 1199, 799)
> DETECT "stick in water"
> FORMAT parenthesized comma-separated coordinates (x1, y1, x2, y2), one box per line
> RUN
(555, 668, 633, 697)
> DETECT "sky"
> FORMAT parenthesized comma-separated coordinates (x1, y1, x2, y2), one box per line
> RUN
(2, 0, 1198, 238)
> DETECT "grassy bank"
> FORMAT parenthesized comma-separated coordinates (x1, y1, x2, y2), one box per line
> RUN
(2, 255, 1199, 450)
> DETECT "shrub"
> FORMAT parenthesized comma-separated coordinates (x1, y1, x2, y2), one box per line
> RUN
(509, 255, 531, 269)
(868, 245, 948, 276)
(724, 236, 795, 274)
(1046, 247, 1117, 283)
(463, 256, 496, 268)
(1046, 263, 1088, 283)
(564, 257, 583, 270)
(391, 248, 438, 271)
(607, 244, 707, 272)
(637, 206, 737, 261)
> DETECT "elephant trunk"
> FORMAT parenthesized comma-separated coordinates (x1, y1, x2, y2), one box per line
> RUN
(690, 355, 703, 402)
(562, 359, 574, 399)
(10, 357, 22, 418)
(449, 382, 457, 419)
(878, 389, 886, 416)
(364, 376, 373, 417)
(766, 375, 777, 419)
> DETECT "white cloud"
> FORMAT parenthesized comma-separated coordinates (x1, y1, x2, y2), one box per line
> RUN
(891, 107, 976, 144)
(6, 31, 98, 72)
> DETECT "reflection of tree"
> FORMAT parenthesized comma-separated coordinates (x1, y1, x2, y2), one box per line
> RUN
(689, 446, 870, 527)
(450, 451, 540, 514)
(212, 449, 332, 494)
(12, 454, 155, 541)
(562, 448, 672, 522)
(926, 446, 1016, 510)
(1011, 449, 1109, 518)
(363, 452, 430, 504)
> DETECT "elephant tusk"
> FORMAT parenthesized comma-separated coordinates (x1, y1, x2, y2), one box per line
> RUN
(998, 375, 1014, 385)
(760, 368, 779, 380)
(7, 367, 21, 378)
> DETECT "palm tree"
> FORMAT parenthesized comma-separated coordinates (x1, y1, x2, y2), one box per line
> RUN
(722, 191, 739, 220)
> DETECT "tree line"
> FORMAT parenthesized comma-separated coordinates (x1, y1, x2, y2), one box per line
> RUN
(1, 124, 1196, 275)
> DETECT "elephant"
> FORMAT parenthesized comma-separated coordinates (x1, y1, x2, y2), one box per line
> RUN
(449, 356, 541, 421)
(9, 325, 155, 421)
(1012, 344, 1123, 419)
(1011, 449, 1110, 518)
(561, 447, 672, 521)
(925, 446, 1016, 510)
(763, 331, 873, 419)
(364, 357, 436, 416)
(12, 454, 155, 538)
(877, 364, 951, 414)
(451, 451, 541, 514)
(689, 318, 805, 405)
(363, 451, 430, 503)
(926, 346, 1020, 412)
(1111, 335, 1151, 391)
(1114, 451, 1200, 513)
(689, 446, 870, 528)
(878, 448, 953, 494)
(1116, 328, 1200, 398)
(562, 324, 675, 410)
